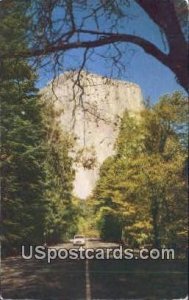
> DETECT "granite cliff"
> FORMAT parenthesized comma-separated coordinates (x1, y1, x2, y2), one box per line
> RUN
(41, 71, 144, 199)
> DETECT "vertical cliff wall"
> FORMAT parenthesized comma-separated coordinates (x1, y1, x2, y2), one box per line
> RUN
(41, 71, 144, 199)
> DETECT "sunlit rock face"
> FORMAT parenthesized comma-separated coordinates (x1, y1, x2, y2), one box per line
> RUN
(41, 71, 144, 199)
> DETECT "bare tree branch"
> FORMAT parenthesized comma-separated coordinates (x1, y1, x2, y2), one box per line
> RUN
(5, 32, 168, 67)
(1, 0, 188, 91)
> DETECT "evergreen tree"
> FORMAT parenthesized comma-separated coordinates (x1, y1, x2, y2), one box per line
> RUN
(41, 101, 76, 243)
(0, 0, 47, 254)
(1, 0, 76, 254)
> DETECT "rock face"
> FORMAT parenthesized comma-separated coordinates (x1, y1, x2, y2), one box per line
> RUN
(41, 71, 144, 199)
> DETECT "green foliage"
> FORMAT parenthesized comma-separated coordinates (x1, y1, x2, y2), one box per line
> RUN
(92, 92, 188, 249)
(0, 1, 76, 254)
(42, 102, 76, 243)
(97, 207, 122, 241)
(0, 1, 47, 254)
(72, 197, 99, 237)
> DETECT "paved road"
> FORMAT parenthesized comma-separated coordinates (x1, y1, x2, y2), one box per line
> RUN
(1, 241, 188, 300)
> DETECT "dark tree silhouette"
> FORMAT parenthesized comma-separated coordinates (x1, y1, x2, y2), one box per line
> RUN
(1, 0, 188, 91)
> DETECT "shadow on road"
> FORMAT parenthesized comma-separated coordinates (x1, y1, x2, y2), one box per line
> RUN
(1, 255, 188, 299)
(1, 256, 86, 299)
(89, 259, 188, 300)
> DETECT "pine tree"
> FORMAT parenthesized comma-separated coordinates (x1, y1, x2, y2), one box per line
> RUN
(0, 0, 47, 254)
(1, 1, 79, 254)
(41, 101, 76, 243)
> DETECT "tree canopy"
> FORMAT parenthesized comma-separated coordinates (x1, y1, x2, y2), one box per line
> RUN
(92, 92, 188, 248)
(1, 0, 188, 91)
(0, 0, 77, 255)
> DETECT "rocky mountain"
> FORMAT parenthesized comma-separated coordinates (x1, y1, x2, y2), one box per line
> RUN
(41, 71, 144, 199)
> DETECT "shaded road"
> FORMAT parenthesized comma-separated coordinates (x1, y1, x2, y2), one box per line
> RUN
(1, 241, 188, 300)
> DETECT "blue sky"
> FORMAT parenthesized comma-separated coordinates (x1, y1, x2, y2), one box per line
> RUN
(37, 1, 186, 104)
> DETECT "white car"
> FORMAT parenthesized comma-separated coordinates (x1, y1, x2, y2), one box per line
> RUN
(73, 235, 86, 246)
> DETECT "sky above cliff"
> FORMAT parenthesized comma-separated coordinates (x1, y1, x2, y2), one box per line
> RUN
(36, 1, 186, 104)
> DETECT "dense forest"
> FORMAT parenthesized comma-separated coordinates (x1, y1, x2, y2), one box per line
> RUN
(0, 1, 188, 257)
(91, 92, 188, 249)
(0, 1, 78, 255)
